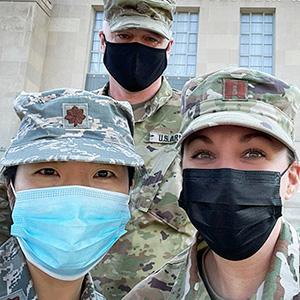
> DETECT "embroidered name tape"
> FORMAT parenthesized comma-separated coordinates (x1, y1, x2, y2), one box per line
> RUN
(149, 132, 182, 144)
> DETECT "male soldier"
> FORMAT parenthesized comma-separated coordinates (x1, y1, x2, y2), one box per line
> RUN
(91, 0, 195, 298)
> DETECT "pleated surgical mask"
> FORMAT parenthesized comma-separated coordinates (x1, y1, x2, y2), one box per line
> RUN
(11, 185, 130, 280)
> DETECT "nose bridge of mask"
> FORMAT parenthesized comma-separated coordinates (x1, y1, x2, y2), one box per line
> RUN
(13, 185, 130, 214)
(182, 168, 282, 206)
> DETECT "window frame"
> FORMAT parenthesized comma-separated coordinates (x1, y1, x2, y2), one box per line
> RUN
(239, 9, 275, 75)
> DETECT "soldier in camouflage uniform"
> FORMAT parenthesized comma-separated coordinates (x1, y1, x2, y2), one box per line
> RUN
(0, 89, 143, 300)
(124, 67, 300, 299)
(91, 0, 195, 298)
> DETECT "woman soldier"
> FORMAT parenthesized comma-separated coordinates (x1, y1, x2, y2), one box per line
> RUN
(124, 67, 300, 299)
(0, 89, 143, 300)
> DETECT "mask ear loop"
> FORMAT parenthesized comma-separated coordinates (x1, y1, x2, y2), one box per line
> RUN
(10, 181, 16, 196)
(281, 163, 293, 178)
(8, 181, 17, 210)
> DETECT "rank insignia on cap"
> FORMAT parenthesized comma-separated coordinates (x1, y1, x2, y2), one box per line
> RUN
(63, 103, 89, 129)
(223, 79, 248, 100)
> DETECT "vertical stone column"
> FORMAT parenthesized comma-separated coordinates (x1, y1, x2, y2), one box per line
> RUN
(0, 0, 52, 158)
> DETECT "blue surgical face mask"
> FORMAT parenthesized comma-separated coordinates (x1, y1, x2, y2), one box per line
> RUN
(10, 185, 130, 281)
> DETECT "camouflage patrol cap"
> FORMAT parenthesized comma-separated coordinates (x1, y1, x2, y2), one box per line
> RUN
(0, 89, 144, 168)
(179, 67, 300, 158)
(103, 0, 175, 39)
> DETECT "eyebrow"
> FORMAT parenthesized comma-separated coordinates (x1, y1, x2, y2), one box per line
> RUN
(185, 135, 213, 146)
(240, 132, 276, 144)
(186, 131, 279, 148)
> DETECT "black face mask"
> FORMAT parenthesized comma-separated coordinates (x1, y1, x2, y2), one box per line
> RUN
(179, 168, 283, 261)
(103, 41, 168, 92)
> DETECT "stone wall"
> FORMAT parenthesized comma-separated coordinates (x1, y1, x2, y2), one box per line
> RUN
(0, 0, 51, 155)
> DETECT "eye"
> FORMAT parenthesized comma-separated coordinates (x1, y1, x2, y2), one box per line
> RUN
(36, 168, 59, 176)
(192, 150, 216, 160)
(115, 33, 131, 41)
(145, 36, 159, 43)
(144, 36, 162, 47)
(94, 170, 114, 178)
(242, 148, 266, 159)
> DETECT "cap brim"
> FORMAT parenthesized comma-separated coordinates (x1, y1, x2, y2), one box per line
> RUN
(178, 111, 298, 158)
(1, 137, 144, 167)
(110, 15, 172, 39)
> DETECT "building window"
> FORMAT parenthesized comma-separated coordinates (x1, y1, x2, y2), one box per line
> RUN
(166, 11, 199, 77)
(89, 11, 104, 74)
(240, 12, 274, 74)
(86, 10, 199, 90)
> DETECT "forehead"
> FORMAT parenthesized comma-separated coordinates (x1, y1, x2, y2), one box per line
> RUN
(113, 27, 164, 38)
(184, 125, 282, 146)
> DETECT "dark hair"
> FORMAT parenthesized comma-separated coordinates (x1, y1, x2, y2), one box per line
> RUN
(2, 166, 17, 185)
(287, 148, 296, 164)
(128, 166, 135, 187)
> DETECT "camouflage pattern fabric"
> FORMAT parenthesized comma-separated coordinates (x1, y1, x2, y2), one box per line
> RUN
(0, 237, 104, 300)
(179, 67, 300, 158)
(123, 220, 300, 299)
(0, 88, 143, 168)
(91, 77, 196, 299)
(0, 176, 11, 245)
(103, 0, 175, 39)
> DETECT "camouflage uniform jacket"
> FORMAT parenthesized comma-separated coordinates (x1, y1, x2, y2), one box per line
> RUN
(0, 178, 11, 245)
(91, 77, 196, 299)
(0, 237, 105, 300)
(123, 220, 300, 300)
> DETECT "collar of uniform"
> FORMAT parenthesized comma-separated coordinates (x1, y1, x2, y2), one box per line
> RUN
(0, 237, 104, 300)
(192, 221, 300, 298)
(132, 77, 173, 122)
(81, 273, 105, 300)
(100, 83, 109, 97)
(99, 78, 173, 123)
(182, 233, 203, 291)
(263, 220, 299, 295)
(0, 237, 35, 299)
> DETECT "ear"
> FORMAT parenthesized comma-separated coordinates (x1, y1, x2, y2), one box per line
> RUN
(99, 31, 106, 53)
(284, 162, 300, 200)
(166, 38, 174, 60)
